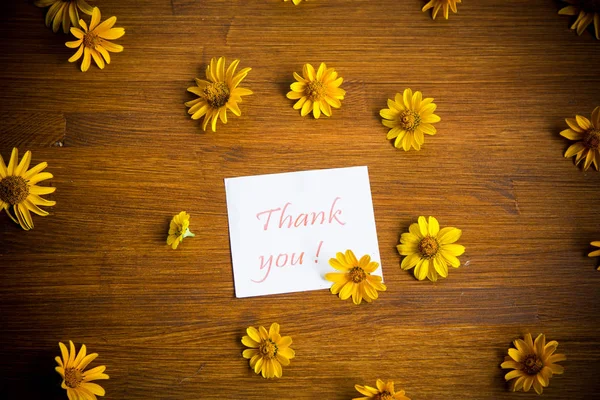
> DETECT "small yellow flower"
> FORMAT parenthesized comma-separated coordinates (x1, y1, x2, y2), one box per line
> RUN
(501, 333, 566, 395)
(560, 106, 600, 171)
(284, 0, 306, 4)
(241, 323, 295, 379)
(0, 148, 56, 230)
(35, 0, 93, 34)
(325, 250, 386, 305)
(422, 0, 461, 20)
(66, 7, 125, 72)
(380, 89, 440, 151)
(353, 379, 411, 400)
(397, 216, 465, 282)
(589, 241, 600, 270)
(55, 340, 109, 400)
(286, 62, 345, 119)
(167, 211, 195, 249)
(185, 57, 252, 132)
(559, 0, 600, 40)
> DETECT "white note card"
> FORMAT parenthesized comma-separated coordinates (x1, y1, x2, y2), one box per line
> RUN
(224, 166, 382, 298)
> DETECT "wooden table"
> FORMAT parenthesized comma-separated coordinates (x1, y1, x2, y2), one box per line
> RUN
(1, 1, 599, 399)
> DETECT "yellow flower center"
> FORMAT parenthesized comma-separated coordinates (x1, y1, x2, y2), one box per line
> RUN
(375, 392, 394, 400)
(583, 129, 599, 150)
(64, 368, 83, 389)
(203, 82, 230, 108)
(398, 110, 421, 131)
(581, 0, 600, 13)
(83, 31, 100, 48)
(522, 354, 543, 375)
(418, 236, 439, 258)
(0, 176, 29, 205)
(306, 80, 326, 101)
(348, 266, 367, 283)
(259, 339, 278, 359)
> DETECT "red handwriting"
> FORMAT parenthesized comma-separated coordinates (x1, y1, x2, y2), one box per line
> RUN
(256, 197, 346, 231)
(251, 251, 305, 283)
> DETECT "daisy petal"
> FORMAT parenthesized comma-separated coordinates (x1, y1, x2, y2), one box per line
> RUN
(415, 259, 429, 280)
(433, 257, 448, 278)
(80, 382, 105, 396)
(89, 7, 101, 30)
(576, 114, 591, 130)
(7, 148, 18, 175)
(68, 45, 84, 63)
(428, 216, 439, 236)
(565, 142, 585, 158)
(66, 39, 82, 49)
(81, 47, 91, 72)
(417, 216, 428, 236)
(438, 227, 462, 244)
(95, 16, 117, 33)
(101, 41, 124, 53)
(559, 129, 582, 140)
(99, 28, 125, 40)
(14, 150, 31, 176)
(592, 106, 600, 128)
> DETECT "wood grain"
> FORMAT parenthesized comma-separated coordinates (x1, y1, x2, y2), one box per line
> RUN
(1, 0, 599, 399)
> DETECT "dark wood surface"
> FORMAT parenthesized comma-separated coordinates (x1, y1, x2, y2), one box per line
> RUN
(1, 1, 599, 399)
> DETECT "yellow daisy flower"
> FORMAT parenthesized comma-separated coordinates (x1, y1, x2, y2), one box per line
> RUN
(560, 106, 600, 171)
(185, 57, 253, 132)
(353, 379, 411, 400)
(324, 250, 386, 305)
(589, 241, 600, 270)
(241, 323, 295, 379)
(66, 7, 125, 72)
(167, 211, 195, 250)
(286, 62, 345, 119)
(559, 0, 600, 40)
(397, 216, 465, 282)
(284, 0, 306, 4)
(55, 340, 109, 400)
(422, 0, 461, 20)
(0, 148, 56, 231)
(35, 0, 93, 34)
(380, 89, 440, 151)
(501, 333, 566, 395)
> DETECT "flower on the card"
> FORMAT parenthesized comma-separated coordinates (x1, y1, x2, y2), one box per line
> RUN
(560, 106, 600, 171)
(55, 340, 109, 400)
(167, 211, 195, 249)
(35, 0, 93, 34)
(66, 7, 125, 72)
(325, 250, 386, 305)
(501, 333, 566, 395)
(397, 216, 465, 282)
(380, 89, 440, 151)
(589, 241, 600, 270)
(284, 0, 306, 4)
(286, 62, 345, 119)
(422, 0, 461, 20)
(0, 148, 55, 231)
(558, 1, 600, 40)
(185, 57, 252, 132)
(241, 323, 295, 379)
(353, 379, 411, 400)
